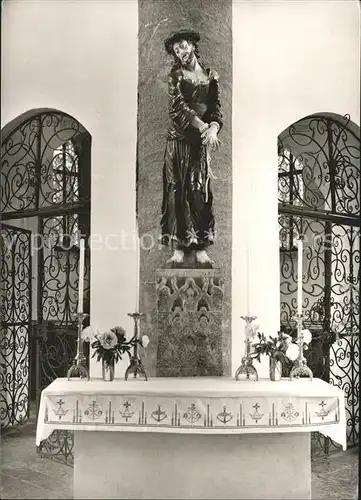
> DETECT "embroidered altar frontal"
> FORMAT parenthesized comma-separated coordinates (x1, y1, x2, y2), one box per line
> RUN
(36, 377, 346, 448)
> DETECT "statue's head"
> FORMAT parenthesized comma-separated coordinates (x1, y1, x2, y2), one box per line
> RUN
(164, 29, 200, 67)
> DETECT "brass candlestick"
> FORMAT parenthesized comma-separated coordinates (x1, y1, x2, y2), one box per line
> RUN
(289, 313, 313, 380)
(125, 312, 148, 381)
(67, 312, 89, 380)
(235, 315, 259, 381)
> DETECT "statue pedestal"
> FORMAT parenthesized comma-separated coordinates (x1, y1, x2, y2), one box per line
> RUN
(156, 268, 225, 377)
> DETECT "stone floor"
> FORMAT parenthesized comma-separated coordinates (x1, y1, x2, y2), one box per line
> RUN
(0, 417, 359, 499)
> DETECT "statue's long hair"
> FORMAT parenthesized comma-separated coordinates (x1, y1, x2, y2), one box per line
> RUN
(171, 40, 206, 71)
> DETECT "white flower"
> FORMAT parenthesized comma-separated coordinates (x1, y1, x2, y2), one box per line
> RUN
(286, 343, 299, 361)
(253, 324, 260, 335)
(98, 330, 118, 350)
(142, 335, 150, 348)
(301, 329, 312, 345)
(279, 332, 292, 349)
(81, 326, 98, 343)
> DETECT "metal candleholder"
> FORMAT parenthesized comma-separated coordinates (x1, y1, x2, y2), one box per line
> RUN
(67, 312, 89, 380)
(235, 315, 259, 381)
(289, 313, 313, 381)
(125, 312, 148, 381)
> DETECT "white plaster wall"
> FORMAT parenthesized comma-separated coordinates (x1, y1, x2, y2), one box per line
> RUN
(1, 1, 359, 379)
(1, 0, 138, 378)
(232, 0, 360, 376)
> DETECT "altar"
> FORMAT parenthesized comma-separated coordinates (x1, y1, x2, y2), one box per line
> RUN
(36, 376, 346, 499)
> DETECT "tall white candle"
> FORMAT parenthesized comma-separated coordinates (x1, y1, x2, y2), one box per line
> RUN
(297, 237, 303, 315)
(135, 229, 140, 312)
(246, 246, 250, 316)
(78, 238, 85, 314)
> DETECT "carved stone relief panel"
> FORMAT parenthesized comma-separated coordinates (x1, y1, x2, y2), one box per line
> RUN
(156, 269, 224, 376)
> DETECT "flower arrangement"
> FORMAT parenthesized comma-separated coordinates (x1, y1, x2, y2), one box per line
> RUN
(251, 331, 292, 363)
(81, 325, 149, 366)
(251, 329, 312, 363)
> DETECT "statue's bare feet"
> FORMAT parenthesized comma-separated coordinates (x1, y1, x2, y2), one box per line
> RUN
(167, 249, 184, 264)
(196, 250, 213, 264)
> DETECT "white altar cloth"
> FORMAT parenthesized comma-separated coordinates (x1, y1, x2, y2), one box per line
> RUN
(36, 376, 346, 449)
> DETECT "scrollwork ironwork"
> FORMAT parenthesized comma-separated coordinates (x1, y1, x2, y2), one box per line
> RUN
(279, 114, 359, 457)
(0, 225, 31, 430)
(278, 114, 360, 217)
(1, 110, 91, 465)
(1, 112, 89, 215)
(38, 430, 74, 467)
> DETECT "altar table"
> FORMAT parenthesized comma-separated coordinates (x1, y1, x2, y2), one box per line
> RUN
(36, 377, 346, 499)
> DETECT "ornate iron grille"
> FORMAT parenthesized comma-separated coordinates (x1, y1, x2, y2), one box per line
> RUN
(35, 214, 90, 466)
(0, 224, 32, 430)
(0, 113, 90, 215)
(36, 212, 90, 399)
(278, 114, 359, 217)
(278, 114, 360, 457)
(1, 110, 91, 464)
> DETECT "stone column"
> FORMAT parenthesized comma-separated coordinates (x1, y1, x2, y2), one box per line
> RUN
(137, 0, 232, 376)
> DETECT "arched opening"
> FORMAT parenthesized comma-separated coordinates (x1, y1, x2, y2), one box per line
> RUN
(0, 109, 92, 462)
(278, 112, 360, 456)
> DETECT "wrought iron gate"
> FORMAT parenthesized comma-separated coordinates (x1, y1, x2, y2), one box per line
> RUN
(1, 110, 91, 463)
(0, 224, 32, 430)
(278, 114, 360, 457)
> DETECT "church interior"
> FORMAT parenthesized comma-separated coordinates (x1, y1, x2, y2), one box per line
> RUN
(0, 0, 359, 499)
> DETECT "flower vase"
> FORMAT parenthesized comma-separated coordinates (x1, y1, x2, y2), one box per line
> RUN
(102, 359, 115, 381)
(269, 357, 282, 381)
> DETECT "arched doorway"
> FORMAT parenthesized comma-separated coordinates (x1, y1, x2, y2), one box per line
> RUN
(0, 109, 91, 460)
(278, 113, 359, 456)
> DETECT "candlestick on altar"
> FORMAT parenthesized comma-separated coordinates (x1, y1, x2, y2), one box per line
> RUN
(67, 312, 89, 380)
(78, 239, 85, 314)
(289, 313, 313, 381)
(125, 312, 148, 381)
(68, 238, 89, 380)
(246, 246, 250, 316)
(290, 228, 313, 380)
(235, 315, 259, 381)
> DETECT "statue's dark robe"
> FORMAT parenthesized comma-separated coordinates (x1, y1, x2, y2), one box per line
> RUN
(160, 66, 223, 250)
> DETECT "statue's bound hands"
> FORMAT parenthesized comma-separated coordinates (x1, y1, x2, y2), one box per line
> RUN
(201, 123, 221, 150)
